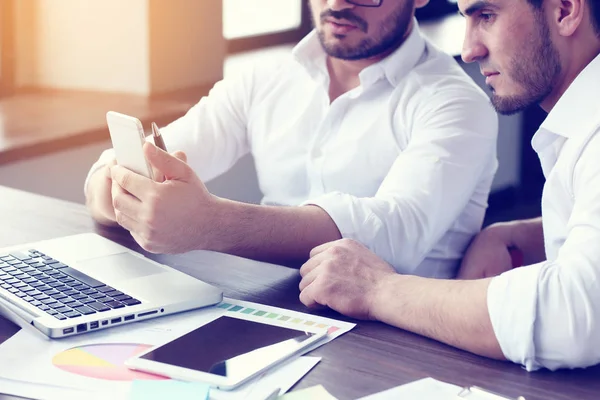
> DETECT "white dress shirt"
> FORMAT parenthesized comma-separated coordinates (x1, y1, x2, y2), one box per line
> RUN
(487, 54, 600, 371)
(88, 22, 498, 278)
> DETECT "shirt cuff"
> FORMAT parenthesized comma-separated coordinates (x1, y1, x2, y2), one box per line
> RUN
(487, 262, 546, 371)
(302, 192, 379, 243)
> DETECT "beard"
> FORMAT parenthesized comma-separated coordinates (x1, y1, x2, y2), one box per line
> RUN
(313, 1, 414, 61)
(490, 11, 562, 115)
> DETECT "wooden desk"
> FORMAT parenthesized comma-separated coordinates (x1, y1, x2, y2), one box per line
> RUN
(1, 186, 599, 400)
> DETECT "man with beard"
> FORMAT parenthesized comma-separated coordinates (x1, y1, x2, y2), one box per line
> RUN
(85, 0, 497, 275)
(299, 0, 600, 370)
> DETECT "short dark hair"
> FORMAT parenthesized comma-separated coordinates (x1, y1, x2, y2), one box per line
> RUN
(526, 0, 600, 36)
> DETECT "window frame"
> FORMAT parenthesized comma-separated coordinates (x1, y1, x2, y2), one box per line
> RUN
(226, 1, 312, 54)
(0, 0, 16, 97)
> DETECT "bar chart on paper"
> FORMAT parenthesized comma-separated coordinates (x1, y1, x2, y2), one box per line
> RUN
(52, 343, 167, 381)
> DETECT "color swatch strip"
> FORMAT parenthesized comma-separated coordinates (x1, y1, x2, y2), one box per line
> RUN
(218, 302, 340, 335)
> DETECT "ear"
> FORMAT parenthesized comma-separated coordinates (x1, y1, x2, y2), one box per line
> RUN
(550, 0, 586, 37)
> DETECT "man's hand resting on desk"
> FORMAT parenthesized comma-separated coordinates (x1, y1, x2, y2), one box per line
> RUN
(110, 142, 221, 254)
(299, 239, 396, 320)
(458, 222, 521, 280)
(458, 218, 546, 279)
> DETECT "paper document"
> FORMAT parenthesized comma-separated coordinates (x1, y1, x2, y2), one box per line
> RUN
(279, 384, 338, 400)
(358, 378, 519, 400)
(130, 380, 210, 400)
(211, 356, 321, 400)
(0, 297, 353, 399)
(0, 357, 320, 400)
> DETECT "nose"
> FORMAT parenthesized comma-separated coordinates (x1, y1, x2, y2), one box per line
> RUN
(327, 0, 356, 11)
(461, 29, 488, 64)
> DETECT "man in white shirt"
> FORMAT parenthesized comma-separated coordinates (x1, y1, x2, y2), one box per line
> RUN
(85, 0, 497, 275)
(299, 0, 600, 370)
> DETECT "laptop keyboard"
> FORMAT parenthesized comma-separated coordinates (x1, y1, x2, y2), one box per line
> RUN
(0, 249, 141, 320)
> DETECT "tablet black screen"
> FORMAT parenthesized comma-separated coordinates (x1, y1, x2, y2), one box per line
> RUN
(139, 316, 316, 380)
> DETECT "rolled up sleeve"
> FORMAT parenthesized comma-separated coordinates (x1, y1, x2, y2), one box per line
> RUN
(488, 132, 600, 370)
(306, 86, 498, 273)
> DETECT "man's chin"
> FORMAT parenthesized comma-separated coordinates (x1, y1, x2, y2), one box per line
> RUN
(490, 93, 533, 116)
(322, 43, 363, 60)
(322, 33, 357, 46)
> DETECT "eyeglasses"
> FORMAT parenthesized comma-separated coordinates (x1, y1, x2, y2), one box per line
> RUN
(346, 0, 383, 7)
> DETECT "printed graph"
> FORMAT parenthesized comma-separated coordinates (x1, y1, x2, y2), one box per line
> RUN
(218, 301, 341, 335)
(52, 343, 168, 381)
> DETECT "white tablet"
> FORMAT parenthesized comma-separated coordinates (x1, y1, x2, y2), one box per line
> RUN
(125, 313, 328, 390)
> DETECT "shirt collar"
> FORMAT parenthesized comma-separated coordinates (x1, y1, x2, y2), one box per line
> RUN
(292, 30, 329, 84)
(292, 18, 427, 88)
(539, 53, 600, 138)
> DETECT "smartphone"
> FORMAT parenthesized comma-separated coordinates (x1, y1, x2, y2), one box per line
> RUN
(125, 314, 328, 390)
(106, 111, 154, 180)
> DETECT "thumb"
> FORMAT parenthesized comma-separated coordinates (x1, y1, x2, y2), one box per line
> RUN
(144, 142, 191, 182)
(172, 150, 187, 164)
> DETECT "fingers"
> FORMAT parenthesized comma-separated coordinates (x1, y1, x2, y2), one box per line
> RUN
(152, 167, 165, 184)
(299, 255, 320, 278)
(299, 282, 322, 309)
(112, 184, 141, 234)
(299, 253, 326, 306)
(111, 181, 142, 221)
(130, 231, 158, 254)
(302, 239, 351, 278)
(309, 240, 341, 258)
(150, 150, 187, 183)
(114, 209, 140, 234)
(299, 262, 321, 291)
(144, 142, 191, 182)
(104, 159, 117, 179)
(111, 165, 153, 201)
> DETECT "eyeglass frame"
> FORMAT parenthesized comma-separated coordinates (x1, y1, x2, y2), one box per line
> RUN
(345, 0, 383, 7)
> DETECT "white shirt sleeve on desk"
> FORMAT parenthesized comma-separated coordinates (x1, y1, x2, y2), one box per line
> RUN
(488, 132, 600, 371)
(305, 93, 497, 275)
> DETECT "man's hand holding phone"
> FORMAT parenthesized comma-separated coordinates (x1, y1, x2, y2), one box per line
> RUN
(88, 112, 197, 240)
(110, 142, 220, 254)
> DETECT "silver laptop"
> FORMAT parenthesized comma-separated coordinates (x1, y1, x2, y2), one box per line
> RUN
(0, 233, 222, 338)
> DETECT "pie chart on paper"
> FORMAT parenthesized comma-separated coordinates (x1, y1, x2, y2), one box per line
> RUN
(52, 343, 168, 381)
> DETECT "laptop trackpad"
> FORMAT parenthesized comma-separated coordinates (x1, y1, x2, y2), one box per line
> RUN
(74, 253, 165, 282)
